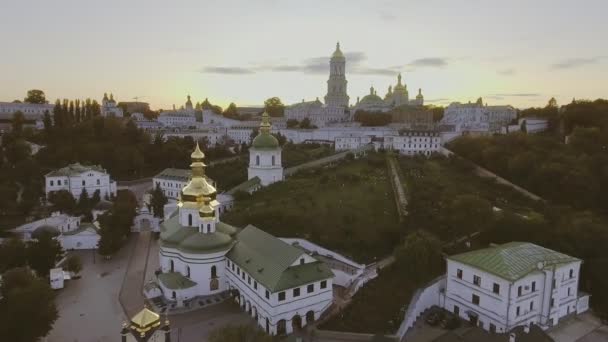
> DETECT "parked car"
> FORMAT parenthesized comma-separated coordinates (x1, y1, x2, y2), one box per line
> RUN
(440, 313, 460, 329)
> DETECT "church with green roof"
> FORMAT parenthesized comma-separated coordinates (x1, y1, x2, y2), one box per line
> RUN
(247, 111, 284, 187)
(155, 142, 332, 336)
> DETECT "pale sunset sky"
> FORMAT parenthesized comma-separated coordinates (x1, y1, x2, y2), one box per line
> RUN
(0, 0, 606, 110)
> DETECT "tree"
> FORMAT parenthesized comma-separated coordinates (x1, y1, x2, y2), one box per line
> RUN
(43, 110, 52, 136)
(0, 238, 27, 273)
(97, 213, 124, 256)
(91, 189, 101, 205)
(12, 111, 26, 135)
(208, 324, 273, 342)
(286, 119, 299, 128)
(4, 139, 31, 165)
(64, 254, 82, 275)
(48, 190, 76, 213)
(0, 268, 58, 342)
(112, 190, 138, 237)
(445, 194, 494, 236)
(77, 188, 90, 214)
(264, 97, 285, 117)
(150, 184, 168, 218)
(24, 89, 46, 104)
(300, 117, 312, 129)
(394, 231, 443, 284)
(223, 102, 239, 119)
(26, 232, 64, 277)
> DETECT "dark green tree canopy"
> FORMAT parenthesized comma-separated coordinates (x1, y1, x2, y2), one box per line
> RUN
(24, 89, 46, 104)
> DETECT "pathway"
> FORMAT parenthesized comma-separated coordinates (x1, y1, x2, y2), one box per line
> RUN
(119, 231, 153, 318)
(386, 156, 408, 220)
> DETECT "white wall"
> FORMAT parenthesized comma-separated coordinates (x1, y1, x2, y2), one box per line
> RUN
(397, 276, 446, 339)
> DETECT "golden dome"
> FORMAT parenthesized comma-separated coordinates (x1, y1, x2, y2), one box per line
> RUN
(191, 142, 205, 160)
(181, 143, 217, 202)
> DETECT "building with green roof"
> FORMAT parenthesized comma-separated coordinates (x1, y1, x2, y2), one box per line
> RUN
(155, 143, 333, 336)
(442, 242, 589, 334)
(45, 162, 117, 199)
(248, 112, 284, 187)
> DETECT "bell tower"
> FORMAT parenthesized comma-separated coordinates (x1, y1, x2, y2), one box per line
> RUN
(324, 42, 349, 108)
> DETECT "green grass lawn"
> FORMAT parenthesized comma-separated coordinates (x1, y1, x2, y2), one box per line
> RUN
(221, 154, 401, 263)
(281, 144, 334, 168)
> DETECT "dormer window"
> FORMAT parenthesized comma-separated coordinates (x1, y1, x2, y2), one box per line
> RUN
(300, 258, 304, 265)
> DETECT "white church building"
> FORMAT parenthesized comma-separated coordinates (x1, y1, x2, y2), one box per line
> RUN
(155, 143, 333, 335)
(45, 163, 117, 199)
(247, 112, 284, 187)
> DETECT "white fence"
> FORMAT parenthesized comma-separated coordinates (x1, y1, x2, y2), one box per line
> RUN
(395, 276, 446, 339)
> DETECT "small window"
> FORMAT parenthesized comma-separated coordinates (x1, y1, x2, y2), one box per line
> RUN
(472, 294, 480, 305)
(248, 276, 251, 285)
(242, 272, 245, 280)
(237, 268, 240, 276)
(454, 305, 460, 315)
(278, 292, 285, 301)
(265, 290, 269, 299)
(457, 269, 462, 279)
(516, 306, 520, 316)
(531, 281, 536, 292)
(82, 180, 85, 186)
(493, 283, 500, 295)
(518, 286, 522, 297)
(490, 323, 496, 333)
(96, 179, 100, 185)
(569, 269, 574, 278)
(550, 298, 555, 307)
(254, 281, 258, 290)
(320, 280, 327, 289)
(307, 284, 314, 293)
(473, 275, 481, 286)
(530, 301, 534, 311)
(568, 287, 571, 296)
(293, 288, 300, 297)
(300, 258, 304, 265)
(50, 180, 54, 186)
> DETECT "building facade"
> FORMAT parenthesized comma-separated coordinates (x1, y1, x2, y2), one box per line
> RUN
(383, 131, 441, 156)
(248, 113, 283, 186)
(155, 143, 333, 335)
(45, 163, 117, 199)
(443, 242, 589, 334)
(441, 97, 517, 133)
(0, 101, 54, 121)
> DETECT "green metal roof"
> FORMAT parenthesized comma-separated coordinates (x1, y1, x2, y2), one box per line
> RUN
(448, 242, 581, 282)
(157, 272, 197, 289)
(154, 168, 192, 182)
(159, 216, 238, 254)
(45, 163, 107, 177)
(251, 133, 279, 149)
(226, 176, 261, 195)
(226, 225, 333, 292)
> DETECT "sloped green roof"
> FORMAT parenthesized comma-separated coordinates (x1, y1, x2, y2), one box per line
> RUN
(448, 242, 580, 282)
(46, 163, 107, 177)
(226, 177, 261, 195)
(154, 168, 191, 182)
(252, 133, 279, 149)
(159, 215, 237, 253)
(227, 225, 333, 292)
(61, 222, 99, 236)
(158, 272, 197, 289)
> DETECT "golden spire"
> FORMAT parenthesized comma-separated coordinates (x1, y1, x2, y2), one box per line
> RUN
(181, 143, 217, 202)
(260, 111, 271, 134)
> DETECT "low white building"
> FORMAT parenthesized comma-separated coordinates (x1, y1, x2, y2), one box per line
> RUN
(383, 130, 442, 156)
(335, 134, 372, 151)
(248, 113, 283, 186)
(155, 143, 333, 336)
(11, 212, 100, 250)
(441, 98, 517, 134)
(0, 101, 54, 121)
(285, 98, 349, 128)
(158, 111, 196, 127)
(443, 242, 589, 333)
(45, 163, 117, 199)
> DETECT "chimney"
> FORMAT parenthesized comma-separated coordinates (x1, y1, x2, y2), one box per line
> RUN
(509, 333, 516, 342)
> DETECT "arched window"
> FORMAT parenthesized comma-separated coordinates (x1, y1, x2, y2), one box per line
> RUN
(188, 214, 192, 226)
(172, 291, 176, 299)
(207, 224, 211, 233)
(211, 265, 217, 278)
(256, 155, 260, 166)
(272, 155, 275, 166)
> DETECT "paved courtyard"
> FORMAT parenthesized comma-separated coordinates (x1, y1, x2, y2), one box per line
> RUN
(46, 244, 132, 342)
(548, 312, 608, 342)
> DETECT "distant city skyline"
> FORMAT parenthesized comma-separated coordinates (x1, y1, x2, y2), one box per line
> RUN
(1, 0, 607, 110)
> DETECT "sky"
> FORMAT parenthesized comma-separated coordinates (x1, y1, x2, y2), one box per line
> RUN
(0, 0, 607, 110)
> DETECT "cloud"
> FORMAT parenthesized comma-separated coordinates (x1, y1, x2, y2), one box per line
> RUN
(407, 58, 448, 68)
(551, 57, 604, 69)
(497, 68, 516, 76)
(200, 66, 255, 75)
(491, 93, 540, 97)
(200, 51, 401, 76)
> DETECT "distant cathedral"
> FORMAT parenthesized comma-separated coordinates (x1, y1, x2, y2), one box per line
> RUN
(285, 43, 425, 127)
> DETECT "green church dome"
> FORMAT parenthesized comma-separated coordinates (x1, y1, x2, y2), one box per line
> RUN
(251, 112, 279, 149)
